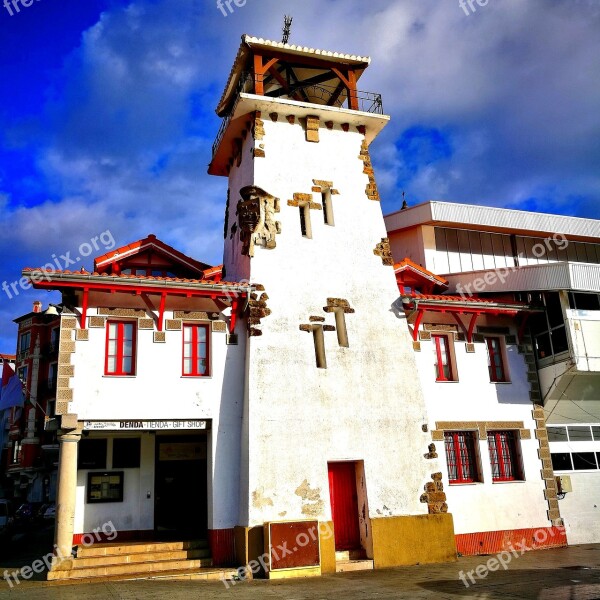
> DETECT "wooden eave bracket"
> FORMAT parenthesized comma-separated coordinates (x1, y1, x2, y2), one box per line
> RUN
(451, 311, 480, 343)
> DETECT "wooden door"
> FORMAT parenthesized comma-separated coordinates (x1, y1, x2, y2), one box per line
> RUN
(328, 462, 360, 550)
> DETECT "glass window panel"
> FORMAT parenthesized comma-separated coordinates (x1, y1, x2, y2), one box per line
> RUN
(109, 323, 117, 337)
(535, 332, 552, 360)
(567, 426, 593, 442)
(524, 238, 540, 265)
(575, 242, 588, 262)
(183, 358, 192, 375)
(573, 293, 600, 311)
(458, 230, 473, 271)
(566, 240, 578, 262)
(551, 327, 569, 355)
(107, 357, 116, 372)
(123, 341, 133, 356)
(183, 344, 192, 359)
(545, 293, 564, 328)
(592, 427, 600, 441)
(123, 324, 133, 340)
(469, 231, 484, 271)
(556, 242, 568, 262)
(551, 453, 573, 470)
(446, 229, 461, 272)
(572, 452, 598, 470)
(547, 426, 568, 442)
(480, 233, 495, 269)
(183, 326, 192, 342)
(108, 340, 117, 356)
(515, 236, 527, 266)
(491, 234, 507, 268)
(122, 357, 132, 374)
(198, 327, 207, 343)
(434, 228, 450, 274)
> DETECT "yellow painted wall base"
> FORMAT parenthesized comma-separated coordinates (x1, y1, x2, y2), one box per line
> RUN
(234, 525, 267, 578)
(319, 520, 336, 574)
(371, 513, 457, 568)
(268, 566, 321, 580)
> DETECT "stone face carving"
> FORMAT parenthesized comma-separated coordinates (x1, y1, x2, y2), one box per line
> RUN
(237, 186, 282, 257)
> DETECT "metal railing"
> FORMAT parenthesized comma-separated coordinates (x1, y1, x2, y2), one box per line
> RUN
(212, 73, 384, 157)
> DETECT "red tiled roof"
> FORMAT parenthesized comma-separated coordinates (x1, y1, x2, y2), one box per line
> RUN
(404, 291, 495, 304)
(394, 258, 449, 287)
(22, 268, 246, 288)
(94, 234, 210, 274)
(1, 354, 16, 361)
(203, 265, 223, 282)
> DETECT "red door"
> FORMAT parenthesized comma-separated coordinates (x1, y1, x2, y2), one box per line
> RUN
(328, 462, 360, 551)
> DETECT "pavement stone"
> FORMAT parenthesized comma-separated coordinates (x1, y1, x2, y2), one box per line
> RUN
(0, 544, 599, 599)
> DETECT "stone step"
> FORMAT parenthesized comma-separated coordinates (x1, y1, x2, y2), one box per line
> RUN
(47, 558, 213, 581)
(76, 539, 207, 558)
(71, 548, 210, 568)
(335, 559, 374, 573)
(335, 549, 367, 561)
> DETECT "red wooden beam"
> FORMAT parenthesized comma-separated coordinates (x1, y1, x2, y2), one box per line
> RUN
(229, 298, 239, 334)
(157, 292, 167, 332)
(80, 288, 89, 329)
(411, 309, 424, 341)
(467, 313, 479, 343)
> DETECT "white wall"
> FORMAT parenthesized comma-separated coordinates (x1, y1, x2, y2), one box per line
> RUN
(225, 113, 436, 528)
(414, 317, 550, 534)
(566, 309, 600, 372)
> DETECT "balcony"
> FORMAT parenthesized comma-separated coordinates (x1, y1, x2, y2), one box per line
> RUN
(212, 72, 384, 158)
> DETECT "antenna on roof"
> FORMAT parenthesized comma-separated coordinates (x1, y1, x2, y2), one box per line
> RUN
(401, 191, 408, 210)
(282, 15, 293, 44)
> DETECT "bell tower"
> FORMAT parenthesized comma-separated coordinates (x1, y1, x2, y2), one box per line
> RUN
(209, 35, 455, 573)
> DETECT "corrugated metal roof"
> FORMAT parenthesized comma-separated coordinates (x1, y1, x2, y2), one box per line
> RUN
(385, 201, 600, 240)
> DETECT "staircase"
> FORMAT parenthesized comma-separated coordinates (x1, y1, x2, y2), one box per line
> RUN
(335, 550, 374, 573)
(47, 540, 235, 582)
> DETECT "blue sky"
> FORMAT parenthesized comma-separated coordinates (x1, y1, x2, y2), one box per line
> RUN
(1, 0, 599, 353)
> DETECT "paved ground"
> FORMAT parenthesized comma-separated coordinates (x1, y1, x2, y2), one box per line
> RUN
(1, 544, 599, 599)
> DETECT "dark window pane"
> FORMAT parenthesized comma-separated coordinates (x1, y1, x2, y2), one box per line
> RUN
(78, 439, 107, 470)
(572, 452, 598, 470)
(568, 426, 593, 442)
(547, 426, 568, 442)
(573, 293, 600, 311)
(551, 453, 572, 470)
(592, 427, 600, 441)
(551, 327, 569, 354)
(545, 293, 564, 328)
(113, 438, 141, 469)
(535, 332, 552, 359)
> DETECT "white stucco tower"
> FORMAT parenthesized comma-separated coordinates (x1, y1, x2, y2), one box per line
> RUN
(209, 35, 456, 572)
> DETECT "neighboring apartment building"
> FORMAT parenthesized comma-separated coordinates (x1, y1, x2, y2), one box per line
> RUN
(2, 302, 60, 504)
(386, 201, 600, 545)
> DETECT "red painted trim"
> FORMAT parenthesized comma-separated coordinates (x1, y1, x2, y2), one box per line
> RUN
(81, 287, 89, 329)
(208, 528, 236, 567)
(182, 323, 210, 377)
(487, 430, 523, 481)
(158, 292, 166, 332)
(105, 321, 137, 376)
(412, 309, 424, 341)
(229, 298, 239, 334)
(467, 313, 478, 343)
(486, 337, 508, 382)
(433, 334, 454, 381)
(456, 527, 567, 556)
(73, 529, 154, 546)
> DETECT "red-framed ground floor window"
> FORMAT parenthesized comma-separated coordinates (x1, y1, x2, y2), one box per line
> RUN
(487, 430, 524, 481)
(444, 431, 480, 483)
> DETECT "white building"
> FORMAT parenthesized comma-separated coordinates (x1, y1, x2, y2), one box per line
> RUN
(24, 37, 459, 581)
(386, 201, 600, 547)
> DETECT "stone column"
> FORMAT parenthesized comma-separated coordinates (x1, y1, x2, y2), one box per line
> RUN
(52, 429, 81, 570)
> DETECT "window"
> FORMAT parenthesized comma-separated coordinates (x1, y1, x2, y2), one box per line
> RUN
(78, 439, 107, 469)
(299, 204, 312, 238)
(105, 321, 136, 376)
(486, 337, 508, 382)
(182, 324, 210, 376)
(113, 438, 141, 469)
(572, 452, 598, 470)
(551, 452, 573, 471)
(18, 367, 27, 385)
(547, 426, 568, 442)
(444, 431, 480, 483)
(322, 191, 334, 226)
(50, 327, 60, 350)
(87, 472, 124, 503)
(433, 334, 455, 381)
(19, 332, 30, 354)
(11, 441, 21, 465)
(48, 363, 57, 390)
(487, 431, 523, 481)
(529, 292, 569, 362)
(567, 426, 593, 442)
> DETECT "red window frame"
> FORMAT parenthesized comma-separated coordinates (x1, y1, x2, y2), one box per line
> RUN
(486, 337, 508, 382)
(444, 431, 479, 483)
(488, 430, 523, 481)
(105, 321, 136, 376)
(433, 334, 454, 381)
(182, 324, 210, 377)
